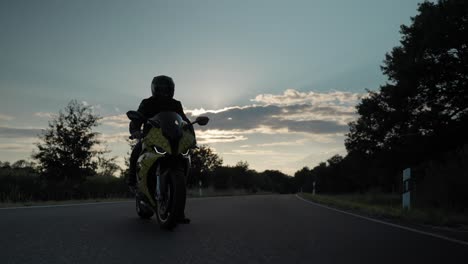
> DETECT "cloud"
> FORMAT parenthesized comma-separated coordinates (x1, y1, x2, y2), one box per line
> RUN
(0, 143, 35, 152)
(0, 126, 43, 138)
(251, 89, 363, 106)
(224, 149, 300, 156)
(256, 139, 308, 147)
(273, 105, 356, 125)
(197, 130, 248, 144)
(181, 89, 363, 150)
(0, 114, 14, 121)
(33, 112, 56, 118)
(188, 105, 349, 136)
(186, 106, 252, 116)
(101, 114, 128, 128)
(186, 89, 362, 138)
(98, 132, 129, 143)
(0, 137, 38, 153)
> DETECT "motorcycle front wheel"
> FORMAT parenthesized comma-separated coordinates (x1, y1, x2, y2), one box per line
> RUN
(136, 195, 154, 219)
(155, 167, 186, 230)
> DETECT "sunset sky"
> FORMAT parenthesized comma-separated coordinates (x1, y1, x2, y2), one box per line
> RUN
(0, 0, 425, 174)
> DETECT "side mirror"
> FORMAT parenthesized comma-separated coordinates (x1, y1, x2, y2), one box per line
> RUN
(126, 111, 146, 122)
(193, 116, 209, 126)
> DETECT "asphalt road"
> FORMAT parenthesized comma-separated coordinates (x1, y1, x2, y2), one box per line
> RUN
(1, 194, 467, 264)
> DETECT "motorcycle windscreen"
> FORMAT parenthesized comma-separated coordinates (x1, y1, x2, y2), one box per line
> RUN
(148, 112, 184, 143)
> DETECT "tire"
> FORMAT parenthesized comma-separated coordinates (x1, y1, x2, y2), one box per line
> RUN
(156, 167, 186, 230)
(136, 195, 154, 219)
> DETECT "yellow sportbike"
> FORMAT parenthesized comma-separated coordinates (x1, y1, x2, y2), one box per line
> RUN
(126, 111, 209, 229)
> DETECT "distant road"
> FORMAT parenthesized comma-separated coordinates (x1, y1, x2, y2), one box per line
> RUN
(1, 195, 467, 264)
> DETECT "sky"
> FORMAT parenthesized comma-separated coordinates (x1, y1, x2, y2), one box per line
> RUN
(0, 0, 426, 175)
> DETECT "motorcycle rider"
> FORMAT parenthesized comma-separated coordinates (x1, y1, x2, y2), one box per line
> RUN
(128, 75, 193, 223)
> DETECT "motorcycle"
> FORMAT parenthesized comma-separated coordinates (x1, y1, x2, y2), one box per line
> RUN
(126, 110, 209, 229)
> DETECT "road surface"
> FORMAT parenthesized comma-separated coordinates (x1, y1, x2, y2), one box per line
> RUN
(1, 195, 467, 264)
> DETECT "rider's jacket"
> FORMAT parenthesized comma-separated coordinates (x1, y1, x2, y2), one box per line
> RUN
(129, 96, 192, 134)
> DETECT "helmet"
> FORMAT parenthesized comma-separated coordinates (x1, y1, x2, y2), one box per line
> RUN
(151, 75, 175, 98)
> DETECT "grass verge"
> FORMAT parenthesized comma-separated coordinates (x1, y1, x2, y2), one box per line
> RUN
(299, 193, 468, 229)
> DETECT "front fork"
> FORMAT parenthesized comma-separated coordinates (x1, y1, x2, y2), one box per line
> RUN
(155, 165, 166, 201)
(155, 156, 190, 201)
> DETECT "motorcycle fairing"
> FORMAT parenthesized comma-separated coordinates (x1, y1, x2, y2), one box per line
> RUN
(137, 123, 196, 207)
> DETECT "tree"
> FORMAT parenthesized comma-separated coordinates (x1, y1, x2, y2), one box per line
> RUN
(346, 0, 468, 168)
(231, 161, 253, 189)
(327, 155, 344, 166)
(119, 139, 137, 182)
(261, 170, 294, 194)
(33, 100, 102, 185)
(96, 156, 120, 177)
(11, 160, 35, 169)
(293, 167, 311, 192)
(0, 161, 11, 169)
(188, 145, 223, 187)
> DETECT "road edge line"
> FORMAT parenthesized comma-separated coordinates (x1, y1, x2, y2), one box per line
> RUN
(295, 194, 468, 247)
(0, 200, 133, 210)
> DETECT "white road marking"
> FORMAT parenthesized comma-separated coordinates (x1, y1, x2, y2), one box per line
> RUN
(0, 200, 133, 210)
(295, 194, 468, 247)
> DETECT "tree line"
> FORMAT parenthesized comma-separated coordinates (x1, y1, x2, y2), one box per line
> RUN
(295, 0, 468, 210)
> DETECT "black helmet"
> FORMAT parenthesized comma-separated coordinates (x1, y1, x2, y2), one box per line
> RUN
(151, 75, 175, 98)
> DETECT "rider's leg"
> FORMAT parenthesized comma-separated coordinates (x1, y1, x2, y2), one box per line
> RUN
(178, 172, 190, 224)
(128, 141, 142, 186)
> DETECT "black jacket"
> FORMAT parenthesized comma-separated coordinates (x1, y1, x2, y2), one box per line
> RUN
(129, 96, 192, 134)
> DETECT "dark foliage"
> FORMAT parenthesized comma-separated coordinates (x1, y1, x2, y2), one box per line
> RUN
(188, 145, 223, 187)
(33, 100, 102, 185)
(347, 0, 468, 165)
(0, 161, 39, 202)
(212, 162, 296, 193)
(0, 160, 129, 202)
(294, 0, 468, 210)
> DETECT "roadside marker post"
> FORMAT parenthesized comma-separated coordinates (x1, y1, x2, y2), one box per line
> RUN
(199, 180, 203, 197)
(402, 168, 411, 209)
(313, 181, 316, 195)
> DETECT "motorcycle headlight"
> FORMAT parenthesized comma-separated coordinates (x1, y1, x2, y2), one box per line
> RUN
(154, 146, 167, 155)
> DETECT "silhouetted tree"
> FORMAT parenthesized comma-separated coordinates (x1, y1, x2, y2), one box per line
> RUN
(96, 155, 120, 177)
(293, 167, 311, 192)
(341, 0, 468, 194)
(0, 161, 11, 169)
(11, 160, 36, 169)
(261, 170, 294, 194)
(346, 0, 468, 165)
(0, 160, 39, 202)
(119, 139, 136, 182)
(33, 100, 102, 186)
(188, 145, 223, 187)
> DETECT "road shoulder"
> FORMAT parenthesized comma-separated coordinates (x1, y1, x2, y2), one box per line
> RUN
(296, 193, 468, 246)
